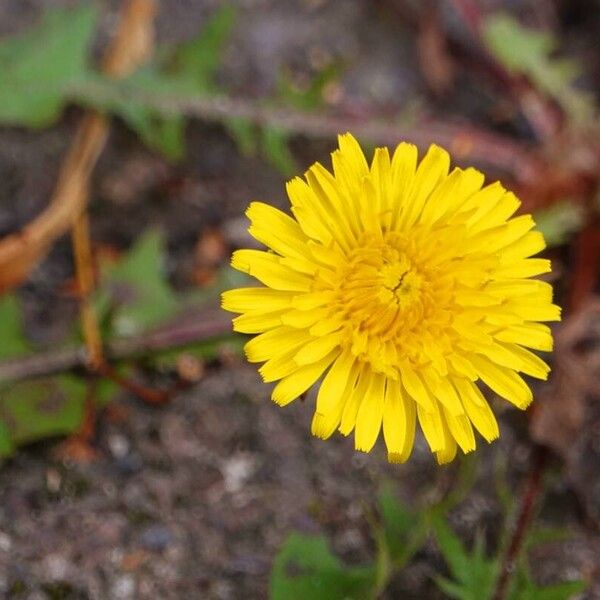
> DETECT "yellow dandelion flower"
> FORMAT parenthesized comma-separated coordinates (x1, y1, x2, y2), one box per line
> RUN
(222, 133, 560, 464)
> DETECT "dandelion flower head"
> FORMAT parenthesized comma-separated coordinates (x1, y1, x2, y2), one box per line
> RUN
(222, 134, 559, 464)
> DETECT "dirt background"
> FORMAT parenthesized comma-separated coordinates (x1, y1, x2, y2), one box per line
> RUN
(0, 0, 599, 598)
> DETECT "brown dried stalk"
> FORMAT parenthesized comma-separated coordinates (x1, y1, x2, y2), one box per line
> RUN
(0, 0, 157, 292)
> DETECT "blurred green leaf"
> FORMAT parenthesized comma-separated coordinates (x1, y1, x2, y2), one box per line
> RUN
(0, 295, 29, 359)
(0, 4, 97, 127)
(483, 14, 595, 122)
(97, 229, 180, 337)
(534, 201, 583, 247)
(432, 516, 498, 600)
(378, 484, 427, 566)
(261, 127, 297, 176)
(270, 533, 376, 600)
(524, 526, 574, 550)
(110, 5, 236, 160)
(0, 421, 14, 457)
(226, 118, 258, 156)
(276, 64, 338, 111)
(508, 567, 585, 600)
(0, 376, 86, 455)
(169, 5, 236, 92)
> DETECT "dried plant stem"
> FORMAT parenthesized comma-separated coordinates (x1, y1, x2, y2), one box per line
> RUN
(0, 310, 232, 384)
(71, 211, 104, 368)
(0, 0, 156, 292)
(68, 81, 544, 184)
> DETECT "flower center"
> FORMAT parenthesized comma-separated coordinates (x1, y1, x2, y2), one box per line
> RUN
(328, 232, 446, 376)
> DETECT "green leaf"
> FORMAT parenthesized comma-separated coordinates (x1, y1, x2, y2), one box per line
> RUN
(226, 118, 258, 156)
(378, 485, 423, 564)
(169, 5, 236, 92)
(482, 14, 594, 122)
(432, 516, 498, 600)
(534, 201, 583, 247)
(0, 376, 86, 453)
(0, 4, 98, 127)
(276, 64, 338, 111)
(0, 295, 29, 359)
(261, 127, 297, 176)
(508, 566, 585, 600)
(97, 229, 180, 336)
(270, 533, 376, 600)
(0, 421, 15, 457)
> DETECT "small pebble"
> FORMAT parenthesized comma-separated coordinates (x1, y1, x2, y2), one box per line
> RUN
(111, 575, 136, 600)
(140, 525, 173, 552)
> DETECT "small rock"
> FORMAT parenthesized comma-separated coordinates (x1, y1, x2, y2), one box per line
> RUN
(140, 525, 173, 552)
(0, 531, 11, 552)
(108, 434, 130, 459)
(111, 575, 136, 600)
(221, 454, 256, 494)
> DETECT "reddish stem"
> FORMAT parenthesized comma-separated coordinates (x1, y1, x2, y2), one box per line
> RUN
(491, 446, 547, 600)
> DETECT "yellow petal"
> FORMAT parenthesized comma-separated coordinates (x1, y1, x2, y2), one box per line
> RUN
(453, 377, 499, 443)
(470, 355, 533, 409)
(232, 310, 284, 333)
(246, 202, 308, 258)
(355, 372, 386, 452)
(442, 404, 476, 453)
(339, 365, 372, 436)
(231, 249, 311, 291)
(271, 351, 337, 406)
(221, 287, 294, 313)
(383, 378, 416, 463)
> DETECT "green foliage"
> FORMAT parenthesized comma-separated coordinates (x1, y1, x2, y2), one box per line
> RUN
(483, 14, 595, 122)
(168, 5, 236, 92)
(0, 296, 89, 456)
(534, 201, 584, 247)
(0, 4, 235, 162)
(432, 516, 498, 600)
(96, 229, 180, 337)
(508, 568, 585, 600)
(276, 64, 338, 112)
(0, 376, 86, 456)
(0, 229, 238, 457)
(433, 516, 585, 600)
(0, 4, 97, 127)
(0, 3, 343, 173)
(272, 479, 586, 599)
(378, 484, 427, 566)
(260, 126, 297, 177)
(0, 295, 29, 359)
(270, 533, 376, 600)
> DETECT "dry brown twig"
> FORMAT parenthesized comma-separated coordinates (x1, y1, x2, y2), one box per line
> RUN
(0, 0, 157, 293)
(0, 309, 231, 384)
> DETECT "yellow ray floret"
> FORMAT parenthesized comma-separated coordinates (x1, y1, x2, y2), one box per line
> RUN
(222, 133, 559, 464)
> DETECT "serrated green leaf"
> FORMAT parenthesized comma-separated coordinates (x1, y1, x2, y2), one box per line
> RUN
(432, 516, 497, 600)
(0, 376, 86, 452)
(270, 533, 376, 600)
(0, 4, 98, 127)
(0, 295, 29, 359)
(97, 229, 180, 336)
(482, 14, 594, 122)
